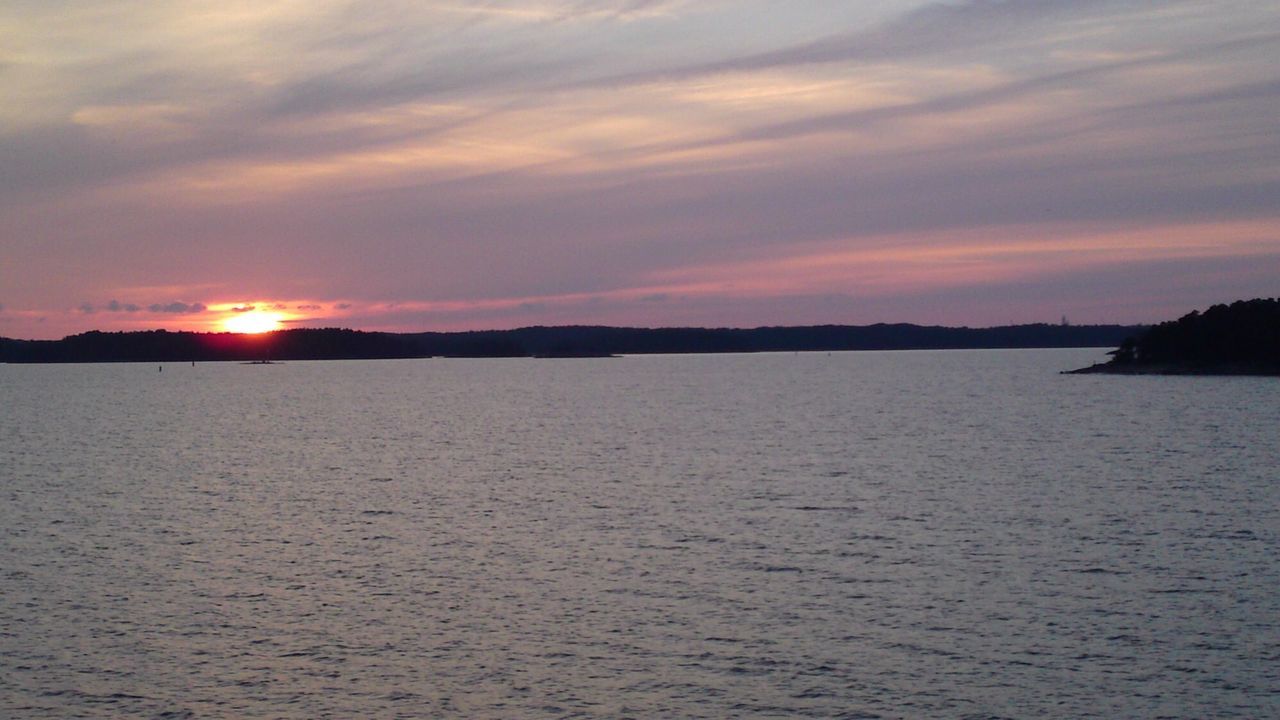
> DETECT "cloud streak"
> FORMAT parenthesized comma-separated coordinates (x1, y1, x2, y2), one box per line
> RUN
(571, 0, 1131, 88)
(148, 302, 206, 314)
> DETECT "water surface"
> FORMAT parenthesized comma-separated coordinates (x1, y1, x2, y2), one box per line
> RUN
(2, 350, 1277, 718)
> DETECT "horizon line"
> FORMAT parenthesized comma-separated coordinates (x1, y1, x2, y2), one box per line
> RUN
(1, 319, 1151, 343)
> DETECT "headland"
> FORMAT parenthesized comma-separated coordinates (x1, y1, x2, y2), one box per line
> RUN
(1068, 298, 1280, 376)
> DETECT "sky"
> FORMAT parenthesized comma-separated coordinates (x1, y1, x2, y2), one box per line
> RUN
(2, 0, 1278, 339)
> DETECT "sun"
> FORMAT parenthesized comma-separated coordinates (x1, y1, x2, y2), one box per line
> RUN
(223, 311, 283, 334)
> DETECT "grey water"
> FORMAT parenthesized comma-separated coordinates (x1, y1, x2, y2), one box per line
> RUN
(1, 349, 1277, 719)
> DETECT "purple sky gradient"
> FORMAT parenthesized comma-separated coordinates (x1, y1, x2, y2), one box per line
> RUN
(2, 0, 1278, 338)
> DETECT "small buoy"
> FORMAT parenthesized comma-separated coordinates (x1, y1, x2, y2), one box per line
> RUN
(158, 365, 163, 372)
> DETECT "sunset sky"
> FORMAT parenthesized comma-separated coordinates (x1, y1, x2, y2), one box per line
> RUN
(2, 1, 1278, 339)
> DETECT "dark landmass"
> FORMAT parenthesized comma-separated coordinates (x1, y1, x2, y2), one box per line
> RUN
(1068, 298, 1280, 375)
(1, 323, 1142, 364)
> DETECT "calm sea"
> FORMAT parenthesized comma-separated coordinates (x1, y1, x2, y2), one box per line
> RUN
(2, 349, 1277, 719)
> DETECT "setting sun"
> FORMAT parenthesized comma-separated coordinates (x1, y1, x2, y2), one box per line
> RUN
(223, 311, 283, 334)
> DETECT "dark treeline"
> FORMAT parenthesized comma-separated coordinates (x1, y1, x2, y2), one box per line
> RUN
(1, 323, 1143, 364)
(1077, 298, 1280, 374)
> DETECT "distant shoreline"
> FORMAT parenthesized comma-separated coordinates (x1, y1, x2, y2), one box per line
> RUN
(0, 323, 1143, 364)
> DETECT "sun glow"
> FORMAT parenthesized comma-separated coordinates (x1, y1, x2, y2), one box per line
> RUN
(222, 311, 283, 334)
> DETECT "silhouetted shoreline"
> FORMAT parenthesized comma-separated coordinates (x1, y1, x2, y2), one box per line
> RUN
(1068, 362, 1279, 376)
(1, 323, 1142, 364)
(1067, 298, 1280, 376)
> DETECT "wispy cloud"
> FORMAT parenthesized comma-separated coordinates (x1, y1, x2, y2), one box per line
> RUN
(565, 0, 1173, 90)
(148, 302, 206, 314)
(106, 300, 141, 313)
(75, 299, 207, 315)
(2, 0, 1278, 338)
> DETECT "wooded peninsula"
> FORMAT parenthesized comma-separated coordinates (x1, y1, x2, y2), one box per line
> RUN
(1068, 298, 1280, 376)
